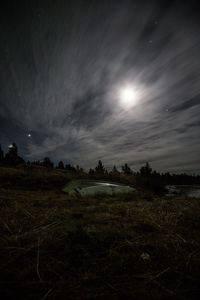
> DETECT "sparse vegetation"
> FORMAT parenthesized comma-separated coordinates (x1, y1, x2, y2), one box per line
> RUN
(0, 167, 200, 299)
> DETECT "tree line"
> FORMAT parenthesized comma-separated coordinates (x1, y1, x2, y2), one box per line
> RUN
(0, 143, 200, 185)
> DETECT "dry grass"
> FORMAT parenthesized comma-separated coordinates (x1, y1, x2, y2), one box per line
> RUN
(0, 167, 200, 299)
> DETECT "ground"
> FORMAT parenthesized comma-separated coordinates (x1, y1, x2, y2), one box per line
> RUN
(0, 167, 200, 299)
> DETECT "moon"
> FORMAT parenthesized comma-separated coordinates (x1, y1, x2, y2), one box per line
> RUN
(119, 85, 139, 109)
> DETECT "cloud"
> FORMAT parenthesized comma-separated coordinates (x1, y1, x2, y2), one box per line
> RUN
(171, 94, 200, 113)
(0, 0, 200, 173)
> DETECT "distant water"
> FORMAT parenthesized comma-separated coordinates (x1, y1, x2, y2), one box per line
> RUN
(166, 185, 200, 198)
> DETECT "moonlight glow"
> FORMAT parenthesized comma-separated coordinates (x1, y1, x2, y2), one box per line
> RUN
(119, 85, 139, 108)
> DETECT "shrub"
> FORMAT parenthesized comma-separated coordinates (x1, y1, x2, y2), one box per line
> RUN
(136, 176, 167, 195)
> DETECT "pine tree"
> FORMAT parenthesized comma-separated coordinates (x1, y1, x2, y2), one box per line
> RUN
(4, 143, 24, 166)
(140, 162, 152, 176)
(89, 168, 95, 175)
(42, 157, 54, 168)
(122, 163, 133, 175)
(58, 161, 64, 169)
(112, 165, 119, 174)
(95, 160, 105, 174)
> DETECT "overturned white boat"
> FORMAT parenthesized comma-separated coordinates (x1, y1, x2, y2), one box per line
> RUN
(63, 180, 135, 196)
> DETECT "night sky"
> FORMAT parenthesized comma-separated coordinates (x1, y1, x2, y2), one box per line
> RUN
(0, 0, 200, 173)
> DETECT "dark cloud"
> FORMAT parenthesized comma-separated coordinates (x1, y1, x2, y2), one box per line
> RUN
(171, 94, 200, 113)
(70, 89, 111, 129)
(0, 0, 200, 172)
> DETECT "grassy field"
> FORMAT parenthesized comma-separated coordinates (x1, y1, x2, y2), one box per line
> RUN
(0, 167, 200, 299)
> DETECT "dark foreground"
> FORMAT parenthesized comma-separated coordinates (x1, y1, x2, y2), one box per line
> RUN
(0, 167, 200, 300)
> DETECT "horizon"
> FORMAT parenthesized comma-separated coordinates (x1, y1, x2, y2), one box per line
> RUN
(0, 0, 200, 174)
(0, 142, 200, 176)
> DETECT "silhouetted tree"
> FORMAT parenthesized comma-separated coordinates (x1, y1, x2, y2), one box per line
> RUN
(113, 165, 118, 173)
(42, 157, 54, 168)
(9, 143, 17, 156)
(95, 160, 105, 174)
(31, 160, 42, 166)
(122, 163, 133, 175)
(89, 168, 95, 175)
(58, 160, 64, 169)
(76, 165, 84, 174)
(110, 165, 120, 176)
(0, 145, 4, 165)
(65, 164, 76, 171)
(4, 143, 24, 166)
(140, 162, 152, 176)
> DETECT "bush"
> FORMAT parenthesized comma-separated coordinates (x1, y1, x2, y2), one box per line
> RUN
(136, 176, 167, 195)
